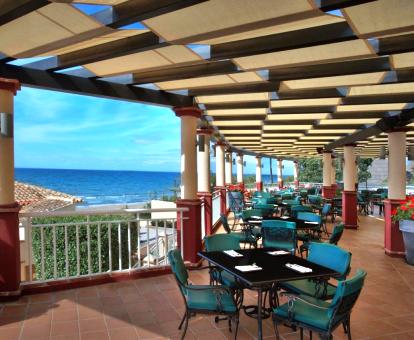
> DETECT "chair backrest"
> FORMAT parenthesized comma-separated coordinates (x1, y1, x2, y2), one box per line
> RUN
(329, 269, 367, 321)
(291, 205, 313, 218)
(252, 197, 268, 205)
(228, 191, 244, 213)
(204, 233, 241, 252)
(219, 214, 232, 234)
(241, 208, 264, 220)
(329, 224, 344, 245)
(308, 243, 351, 279)
(297, 211, 322, 224)
(321, 203, 332, 216)
(252, 204, 274, 217)
(281, 193, 292, 200)
(308, 195, 322, 205)
(261, 220, 296, 254)
(168, 249, 188, 293)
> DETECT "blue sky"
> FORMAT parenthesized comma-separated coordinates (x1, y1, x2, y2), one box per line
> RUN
(14, 87, 293, 174)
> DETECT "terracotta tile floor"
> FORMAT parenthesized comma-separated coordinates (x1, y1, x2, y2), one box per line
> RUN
(1, 213, 414, 339)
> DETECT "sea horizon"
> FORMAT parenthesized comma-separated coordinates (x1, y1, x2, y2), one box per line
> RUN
(15, 168, 290, 205)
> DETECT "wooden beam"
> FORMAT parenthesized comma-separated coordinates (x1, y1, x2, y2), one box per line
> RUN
(189, 82, 278, 96)
(131, 60, 238, 85)
(325, 108, 414, 151)
(203, 102, 269, 110)
(0, 0, 49, 26)
(378, 33, 414, 55)
(342, 94, 414, 105)
(210, 21, 356, 60)
(270, 107, 336, 114)
(315, 0, 377, 11)
(0, 63, 193, 107)
(24, 32, 166, 71)
(268, 57, 390, 81)
(93, 0, 208, 28)
(277, 88, 345, 99)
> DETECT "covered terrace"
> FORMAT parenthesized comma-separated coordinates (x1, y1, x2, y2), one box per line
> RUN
(0, 0, 414, 339)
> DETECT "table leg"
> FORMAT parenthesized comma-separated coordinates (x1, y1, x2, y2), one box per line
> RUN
(257, 287, 263, 340)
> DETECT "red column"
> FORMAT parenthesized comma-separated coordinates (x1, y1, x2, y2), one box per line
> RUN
(384, 199, 405, 257)
(322, 186, 336, 199)
(342, 191, 358, 229)
(197, 192, 212, 236)
(256, 182, 263, 191)
(176, 199, 202, 263)
(0, 78, 21, 298)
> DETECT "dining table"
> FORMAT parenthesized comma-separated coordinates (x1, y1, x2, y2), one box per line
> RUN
(198, 248, 340, 340)
(245, 215, 320, 230)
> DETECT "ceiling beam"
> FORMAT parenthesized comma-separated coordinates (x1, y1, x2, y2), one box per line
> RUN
(203, 101, 269, 110)
(315, 0, 377, 12)
(342, 94, 414, 105)
(24, 32, 166, 71)
(92, 0, 208, 28)
(0, 0, 49, 26)
(132, 60, 238, 85)
(268, 56, 390, 81)
(189, 82, 278, 96)
(378, 33, 414, 55)
(210, 21, 356, 60)
(0, 63, 193, 107)
(325, 108, 414, 150)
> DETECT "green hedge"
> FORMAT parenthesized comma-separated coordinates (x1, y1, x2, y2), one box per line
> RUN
(31, 214, 140, 280)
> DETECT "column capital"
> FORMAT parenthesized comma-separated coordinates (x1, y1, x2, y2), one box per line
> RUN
(293, 160, 299, 164)
(255, 155, 262, 159)
(0, 78, 20, 96)
(196, 127, 214, 135)
(344, 143, 357, 147)
(173, 106, 202, 118)
(322, 150, 332, 154)
(237, 152, 243, 157)
(215, 140, 226, 147)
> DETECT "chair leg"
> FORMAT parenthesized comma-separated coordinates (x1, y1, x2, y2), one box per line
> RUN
(309, 330, 313, 340)
(180, 312, 189, 340)
(347, 318, 352, 340)
(233, 315, 240, 340)
(228, 317, 232, 332)
(300, 328, 304, 340)
(273, 322, 281, 340)
(178, 312, 186, 330)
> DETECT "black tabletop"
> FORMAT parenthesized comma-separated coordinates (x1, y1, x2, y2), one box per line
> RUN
(199, 248, 339, 288)
(246, 216, 319, 230)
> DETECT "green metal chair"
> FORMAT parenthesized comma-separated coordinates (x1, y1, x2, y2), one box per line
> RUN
(220, 214, 258, 248)
(291, 205, 313, 218)
(168, 249, 240, 339)
(261, 220, 297, 255)
(280, 242, 351, 300)
(296, 211, 322, 243)
(228, 191, 245, 227)
(320, 203, 332, 235)
(273, 269, 367, 340)
(300, 223, 345, 257)
(252, 203, 276, 217)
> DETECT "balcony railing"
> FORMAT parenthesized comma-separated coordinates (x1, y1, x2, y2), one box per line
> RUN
(212, 189, 221, 225)
(19, 207, 187, 284)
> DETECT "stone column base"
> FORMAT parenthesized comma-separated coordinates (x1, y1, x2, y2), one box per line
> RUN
(278, 180, 283, 189)
(0, 203, 21, 299)
(384, 199, 405, 257)
(342, 191, 358, 229)
(197, 192, 212, 236)
(176, 199, 201, 264)
(256, 182, 263, 191)
(323, 186, 336, 199)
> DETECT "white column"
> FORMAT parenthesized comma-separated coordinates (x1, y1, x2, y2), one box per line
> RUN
(0, 86, 17, 205)
(215, 143, 225, 187)
(225, 151, 232, 185)
(197, 130, 211, 193)
(388, 131, 406, 199)
(255, 157, 262, 183)
(343, 145, 356, 191)
(293, 161, 299, 182)
(175, 108, 201, 200)
(331, 158, 336, 184)
(236, 153, 244, 183)
(323, 152, 332, 187)
(277, 159, 283, 183)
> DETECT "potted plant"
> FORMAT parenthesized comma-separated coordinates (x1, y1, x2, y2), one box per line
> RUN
(392, 197, 414, 265)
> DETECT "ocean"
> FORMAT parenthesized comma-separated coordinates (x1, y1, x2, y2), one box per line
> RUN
(15, 168, 283, 205)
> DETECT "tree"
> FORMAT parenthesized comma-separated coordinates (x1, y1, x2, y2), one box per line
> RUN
(358, 158, 373, 189)
(298, 158, 323, 183)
